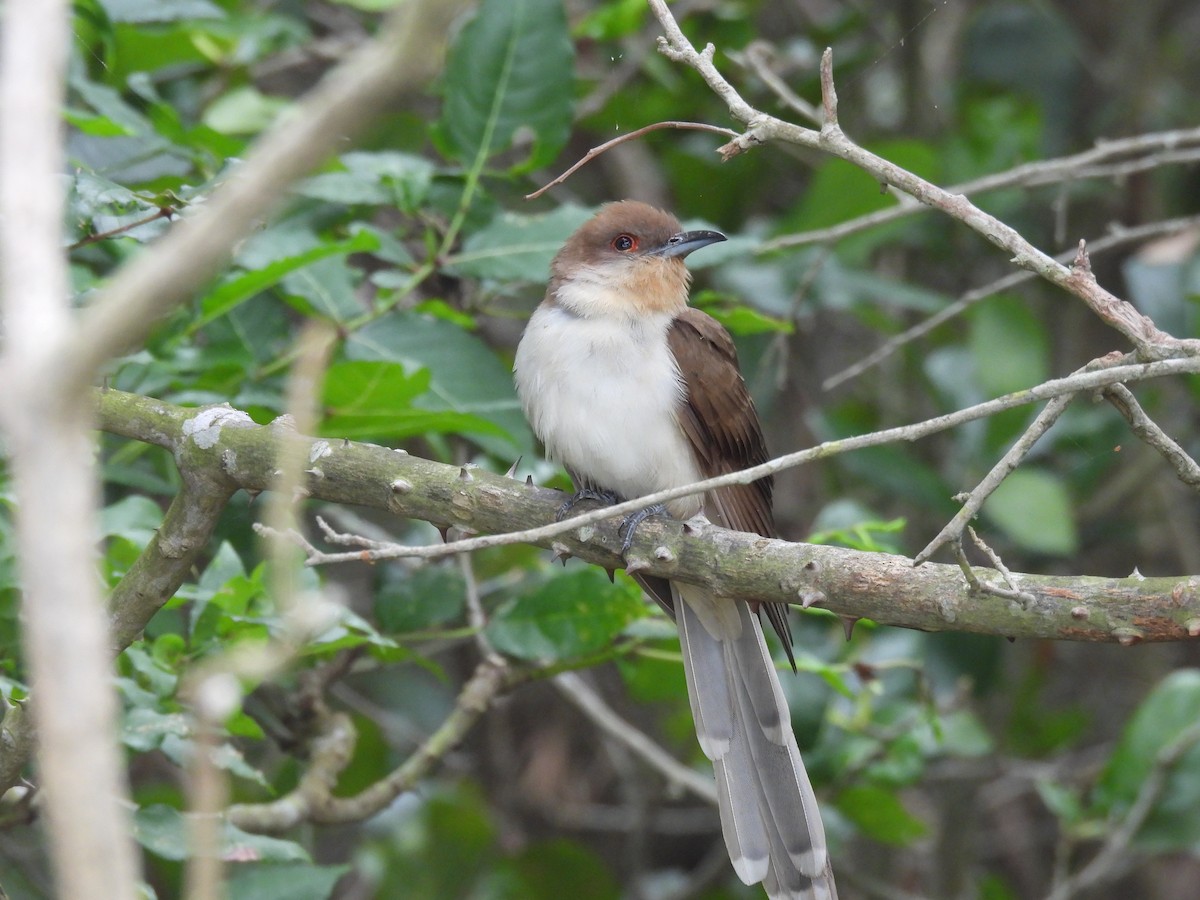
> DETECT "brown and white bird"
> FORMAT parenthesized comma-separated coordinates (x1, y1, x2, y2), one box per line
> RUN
(514, 200, 837, 899)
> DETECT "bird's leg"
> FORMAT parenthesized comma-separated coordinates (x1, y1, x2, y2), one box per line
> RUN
(555, 487, 621, 521)
(617, 503, 670, 555)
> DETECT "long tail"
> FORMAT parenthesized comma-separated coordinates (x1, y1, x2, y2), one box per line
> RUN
(675, 583, 838, 900)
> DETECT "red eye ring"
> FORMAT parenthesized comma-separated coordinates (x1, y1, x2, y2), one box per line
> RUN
(611, 233, 638, 252)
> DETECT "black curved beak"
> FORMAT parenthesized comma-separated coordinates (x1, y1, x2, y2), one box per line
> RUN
(651, 229, 727, 259)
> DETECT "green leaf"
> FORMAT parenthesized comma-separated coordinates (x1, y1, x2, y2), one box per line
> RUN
(1093, 670, 1200, 850)
(100, 495, 164, 544)
(435, 0, 574, 171)
(345, 313, 533, 455)
(376, 564, 466, 633)
(296, 151, 434, 212)
(493, 839, 619, 899)
(322, 360, 430, 410)
(968, 295, 1049, 395)
(122, 707, 189, 752)
(835, 784, 927, 845)
(486, 569, 646, 662)
(203, 86, 290, 135)
(448, 205, 595, 282)
(692, 292, 794, 336)
(320, 360, 504, 442)
(134, 805, 310, 862)
(984, 468, 1078, 556)
(193, 229, 380, 331)
(228, 863, 350, 900)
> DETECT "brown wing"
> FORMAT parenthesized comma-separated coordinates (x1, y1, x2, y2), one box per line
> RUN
(666, 308, 795, 665)
(667, 307, 774, 537)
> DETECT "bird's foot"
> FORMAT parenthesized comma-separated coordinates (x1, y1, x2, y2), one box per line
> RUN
(555, 487, 620, 521)
(618, 503, 669, 555)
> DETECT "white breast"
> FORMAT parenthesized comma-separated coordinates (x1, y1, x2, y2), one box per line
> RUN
(514, 303, 703, 516)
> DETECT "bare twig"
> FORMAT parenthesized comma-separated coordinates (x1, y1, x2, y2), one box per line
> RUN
(645, 2, 1200, 358)
(525, 121, 738, 200)
(228, 657, 515, 832)
(915, 390, 1081, 565)
(965, 527, 1035, 605)
(729, 41, 821, 126)
(763, 129, 1200, 252)
(66, 205, 175, 250)
(1102, 384, 1200, 489)
(823, 214, 1200, 390)
(554, 671, 717, 803)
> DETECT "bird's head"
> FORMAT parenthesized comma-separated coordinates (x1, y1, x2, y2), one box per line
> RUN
(548, 200, 726, 319)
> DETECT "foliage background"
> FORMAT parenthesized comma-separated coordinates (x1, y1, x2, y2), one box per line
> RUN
(3, 0, 1200, 897)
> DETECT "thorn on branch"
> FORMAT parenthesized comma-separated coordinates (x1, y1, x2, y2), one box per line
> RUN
(799, 590, 827, 609)
(839, 614, 860, 641)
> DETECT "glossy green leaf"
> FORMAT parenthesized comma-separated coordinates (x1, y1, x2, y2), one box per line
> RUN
(203, 86, 290, 135)
(435, 0, 574, 171)
(195, 229, 380, 331)
(345, 313, 532, 455)
(1093, 670, 1200, 850)
(984, 468, 1078, 556)
(448, 205, 595, 282)
(486, 569, 646, 662)
(320, 359, 505, 441)
(296, 151, 434, 212)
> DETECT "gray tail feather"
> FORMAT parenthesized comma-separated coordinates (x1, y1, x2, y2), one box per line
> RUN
(676, 585, 838, 900)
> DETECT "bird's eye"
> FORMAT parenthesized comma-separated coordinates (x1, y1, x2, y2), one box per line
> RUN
(611, 233, 638, 252)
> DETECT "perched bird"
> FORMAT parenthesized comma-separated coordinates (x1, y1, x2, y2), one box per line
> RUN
(513, 201, 836, 899)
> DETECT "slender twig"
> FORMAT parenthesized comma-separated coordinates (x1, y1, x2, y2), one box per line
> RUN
(822, 214, 1200, 390)
(646, 2, 1200, 358)
(916, 391, 1081, 565)
(66, 205, 175, 250)
(729, 41, 821, 126)
(763, 130, 1200, 252)
(0, 3, 141, 897)
(525, 121, 738, 200)
(228, 657, 517, 832)
(1102, 384, 1200, 489)
(554, 671, 717, 803)
(966, 527, 1035, 605)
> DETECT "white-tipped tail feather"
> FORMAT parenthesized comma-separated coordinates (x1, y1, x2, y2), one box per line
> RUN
(677, 584, 837, 900)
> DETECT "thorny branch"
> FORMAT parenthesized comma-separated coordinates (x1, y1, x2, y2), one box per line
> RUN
(645, 0, 1200, 360)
